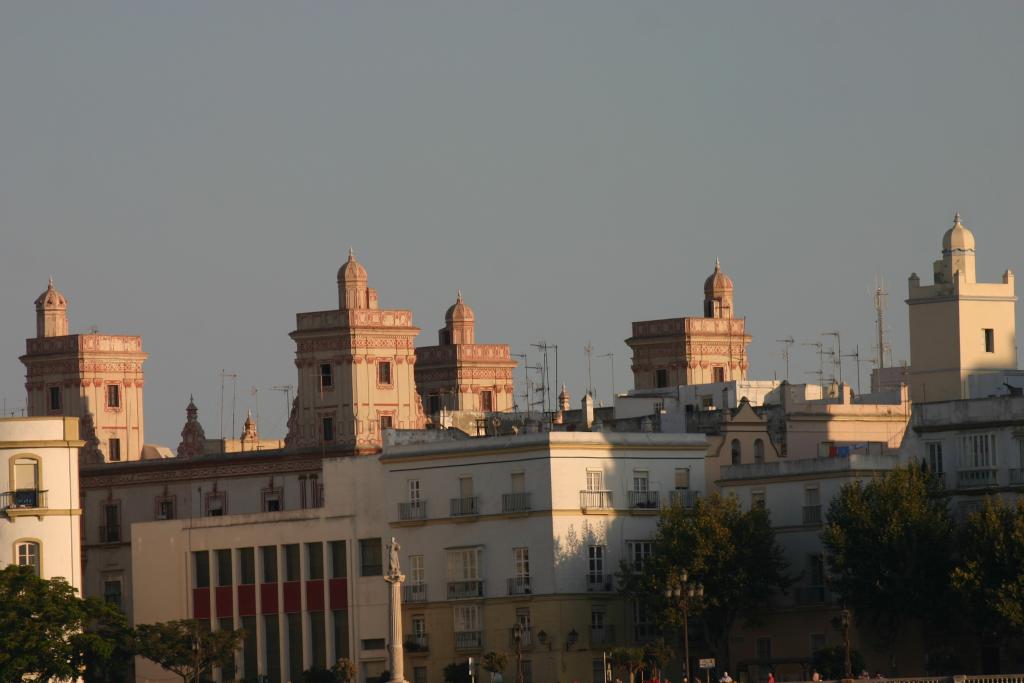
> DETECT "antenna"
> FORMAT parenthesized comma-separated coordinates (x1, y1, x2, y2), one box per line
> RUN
(874, 279, 889, 369)
(511, 353, 528, 413)
(802, 341, 827, 391)
(584, 342, 594, 398)
(776, 337, 794, 381)
(598, 352, 615, 399)
(823, 331, 842, 385)
(220, 370, 238, 440)
(270, 385, 294, 429)
(842, 345, 864, 396)
(530, 342, 555, 412)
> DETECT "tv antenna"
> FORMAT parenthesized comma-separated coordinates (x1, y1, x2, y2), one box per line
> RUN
(776, 337, 794, 381)
(511, 353, 528, 412)
(220, 370, 237, 440)
(823, 331, 842, 385)
(598, 352, 615, 400)
(842, 345, 864, 396)
(584, 342, 594, 398)
(874, 279, 890, 369)
(802, 341, 828, 390)
(270, 385, 294, 429)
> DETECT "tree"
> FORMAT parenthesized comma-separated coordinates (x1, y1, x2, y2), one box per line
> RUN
(303, 659, 357, 683)
(444, 661, 472, 683)
(482, 651, 508, 679)
(821, 465, 954, 673)
(0, 564, 125, 682)
(619, 493, 791, 672)
(952, 496, 1024, 645)
(811, 646, 865, 679)
(644, 638, 676, 678)
(612, 647, 648, 683)
(132, 619, 244, 683)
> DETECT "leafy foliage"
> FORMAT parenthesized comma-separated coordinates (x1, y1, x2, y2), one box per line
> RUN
(612, 647, 649, 683)
(444, 661, 472, 683)
(811, 645, 865, 679)
(132, 618, 244, 682)
(482, 651, 508, 673)
(0, 565, 125, 682)
(821, 466, 954, 666)
(303, 659, 357, 683)
(619, 493, 791, 671)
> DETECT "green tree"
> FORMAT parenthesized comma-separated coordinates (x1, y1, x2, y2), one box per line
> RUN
(612, 647, 648, 683)
(0, 565, 124, 682)
(811, 646, 865, 679)
(619, 493, 791, 671)
(821, 465, 954, 673)
(952, 497, 1024, 644)
(644, 638, 675, 677)
(444, 661, 472, 683)
(482, 651, 508, 678)
(132, 619, 244, 683)
(303, 659, 357, 683)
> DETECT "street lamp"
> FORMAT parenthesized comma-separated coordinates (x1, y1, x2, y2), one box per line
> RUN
(665, 570, 704, 683)
(512, 622, 525, 683)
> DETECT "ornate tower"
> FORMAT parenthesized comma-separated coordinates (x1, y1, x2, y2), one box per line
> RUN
(177, 396, 206, 458)
(704, 259, 734, 319)
(288, 251, 425, 453)
(21, 280, 148, 463)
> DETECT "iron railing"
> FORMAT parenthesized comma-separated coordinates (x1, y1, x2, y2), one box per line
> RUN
(958, 469, 998, 489)
(580, 490, 613, 510)
(403, 583, 428, 603)
(507, 576, 531, 595)
(802, 505, 822, 525)
(585, 573, 614, 592)
(99, 525, 122, 544)
(590, 624, 616, 646)
(0, 489, 47, 510)
(627, 490, 660, 509)
(502, 492, 532, 513)
(447, 580, 484, 599)
(404, 634, 429, 652)
(510, 626, 533, 649)
(668, 489, 698, 508)
(450, 496, 479, 516)
(399, 501, 427, 521)
(454, 631, 482, 651)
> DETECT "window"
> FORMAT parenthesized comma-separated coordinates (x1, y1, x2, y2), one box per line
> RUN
(804, 486, 820, 507)
(48, 386, 62, 412)
(961, 433, 997, 470)
(102, 503, 121, 543)
(412, 614, 427, 640)
(655, 369, 668, 388)
(985, 328, 995, 353)
(261, 546, 278, 583)
(322, 416, 334, 443)
(521, 661, 534, 683)
(307, 542, 324, 580)
(108, 438, 121, 462)
(627, 541, 653, 572)
(586, 470, 604, 491)
(330, 541, 347, 579)
(632, 601, 654, 639)
(239, 548, 256, 585)
(808, 554, 824, 587)
(284, 544, 300, 582)
(16, 541, 40, 576)
(632, 470, 649, 493)
(103, 579, 122, 610)
(156, 498, 175, 520)
(106, 384, 120, 409)
(320, 363, 333, 388)
(453, 604, 480, 633)
(511, 472, 525, 494)
(13, 457, 39, 492)
(360, 538, 383, 576)
(263, 488, 282, 512)
(751, 489, 766, 509)
(428, 393, 442, 415)
(756, 636, 772, 660)
(194, 551, 210, 588)
(380, 415, 393, 431)
(459, 476, 474, 499)
(587, 545, 605, 579)
(513, 547, 530, 578)
(361, 638, 386, 651)
(674, 467, 690, 490)
(731, 439, 741, 465)
(206, 492, 225, 517)
(713, 366, 726, 383)
(378, 361, 392, 386)
(446, 547, 482, 581)
(927, 442, 944, 474)
(591, 605, 606, 631)
(754, 438, 765, 464)
(480, 390, 493, 412)
(216, 549, 232, 587)
(409, 554, 425, 584)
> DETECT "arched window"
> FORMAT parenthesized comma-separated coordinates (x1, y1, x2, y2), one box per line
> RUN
(16, 540, 40, 576)
(731, 439, 741, 465)
(754, 439, 765, 464)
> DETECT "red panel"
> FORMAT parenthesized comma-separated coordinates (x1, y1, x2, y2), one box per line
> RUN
(283, 581, 301, 613)
(329, 578, 348, 610)
(306, 580, 325, 612)
(238, 584, 256, 616)
(260, 583, 278, 614)
(215, 586, 233, 618)
(193, 587, 210, 619)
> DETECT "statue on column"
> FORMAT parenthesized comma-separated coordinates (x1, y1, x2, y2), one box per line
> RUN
(385, 537, 408, 683)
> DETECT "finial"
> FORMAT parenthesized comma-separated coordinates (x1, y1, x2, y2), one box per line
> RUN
(348, 247, 355, 261)
(715, 257, 721, 271)
(954, 212, 961, 226)
(48, 276, 54, 288)
(456, 289, 463, 303)
(189, 394, 194, 403)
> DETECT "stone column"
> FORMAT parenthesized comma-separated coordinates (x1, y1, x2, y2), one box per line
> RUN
(385, 538, 409, 683)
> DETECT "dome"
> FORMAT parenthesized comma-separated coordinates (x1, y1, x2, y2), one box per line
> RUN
(337, 248, 368, 284)
(445, 290, 475, 323)
(34, 277, 67, 309)
(942, 213, 976, 252)
(704, 259, 734, 295)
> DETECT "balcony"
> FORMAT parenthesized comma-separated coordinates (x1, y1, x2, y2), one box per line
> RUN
(403, 583, 428, 603)
(585, 572, 614, 592)
(507, 576, 531, 596)
(794, 585, 827, 605)
(802, 505, 822, 525)
(627, 490, 660, 510)
(958, 469, 998, 489)
(454, 631, 483, 651)
(447, 579, 484, 600)
(509, 626, 533, 649)
(99, 525, 122, 544)
(0, 489, 47, 510)
(1010, 468, 1024, 485)
(502, 492, 532, 514)
(398, 501, 427, 521)
(404, 634, 429, 653)
(590, 624, 616, 646)
(668, 489, 699, 508)
(580, 490, 613, 511)
(450, 496, 479, 517)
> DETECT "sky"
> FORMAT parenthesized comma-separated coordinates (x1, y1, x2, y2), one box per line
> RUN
(1, 2, 1023, 447)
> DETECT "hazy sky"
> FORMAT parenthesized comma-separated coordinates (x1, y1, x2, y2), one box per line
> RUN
(2, 2, 1023, 447)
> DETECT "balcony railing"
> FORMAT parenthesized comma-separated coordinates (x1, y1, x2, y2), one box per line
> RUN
(447, 580, 484, 600)
(404, 634, 429, 652)
(580, 490, 613, 510)
(399, 501, 427, 521)
(668, 489, 698, 508)
(502, 492, 532, 514)
(590, 624, 616, 646)
(1010, 468, 1024, 485)
(454, 631, 483, 651)
(958, 469, 998, 489)
(509, 626, 533, 649)
(403, 583, 428, 603)
(0, 489, 47, 510)
(802, 505, 822, 525)
(628, 490, 660, 509)
(585, 572, 614, 592)
(450, 496, 479, 517)
(99, 525, 122, 544)
(794, 585, 827, 605)
(507, 576, 531, 595)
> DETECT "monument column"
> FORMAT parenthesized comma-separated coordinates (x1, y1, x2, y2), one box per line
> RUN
(385, 537, 409, 683)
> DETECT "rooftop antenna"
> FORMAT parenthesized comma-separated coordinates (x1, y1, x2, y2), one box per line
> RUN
(842, 345, 864, 396)
(219, 370, 237, 440)
(530, 342, 554, 412)
(802, 341, 826, 391)
(584, 342, 595, 398)
(270, 385, 294, 430)
(874, 279, 889, 369)
(599, 352, 615, 399)
(511, 353, 528, 412)
(823, 331, 842, 385)
(250, 386, 260, 434)
(776, 337, 795, 381)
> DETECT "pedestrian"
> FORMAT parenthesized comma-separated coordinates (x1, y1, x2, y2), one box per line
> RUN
(721, 672, 733, 683)
(768, 672, 775, 683)
(812, 672, 821, 683)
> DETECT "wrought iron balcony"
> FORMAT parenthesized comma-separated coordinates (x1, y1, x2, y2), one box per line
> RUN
(1011, 468, 1024, 485)
(99, 525, 122, 544)
(958, 469, 998, 489)
(502, 492, 532, 514)
(403, 583, 428, 603)
(590, 624, 616, 646)
(450, 496, 479, 517)
(580, 490, 613, 510)
(585, 572, 614, 592)
(399, 501, 427, 521)
(802, 505, 822, 525)
(509, 626, 533, 649)
(404, 634, 429, 652)
(0, 489, 47, 510)
(447, 579, 484, 600)
(627, 490, 660, 509)
(507, 576, 531, 595)
(668, 489, 698, 508)
(454, 631, 482, 651)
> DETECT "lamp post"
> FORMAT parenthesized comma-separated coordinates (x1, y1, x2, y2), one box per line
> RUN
(665, 570, 704, 683)
(513, 622, 525, 683)
(840, 609, 852, 680)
